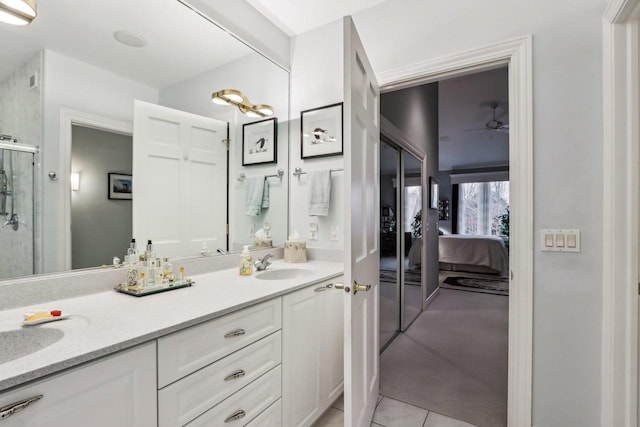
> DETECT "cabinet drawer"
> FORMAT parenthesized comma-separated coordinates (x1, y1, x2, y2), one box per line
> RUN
(159, 331, 282, 427)
(158, 298, 282, 387)
(245, 399, 282, 427)
(185, 366, 281, 427)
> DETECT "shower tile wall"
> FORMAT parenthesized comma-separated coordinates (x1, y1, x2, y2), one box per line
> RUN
(0, 52, 42, 279)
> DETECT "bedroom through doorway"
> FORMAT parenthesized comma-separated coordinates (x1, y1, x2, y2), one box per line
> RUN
(376, 67, 510, 427)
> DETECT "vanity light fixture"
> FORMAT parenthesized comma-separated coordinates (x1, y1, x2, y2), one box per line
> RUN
(211, 89, 274, 118)
(0, 0, 37, 25)
(70, 172, 80, 191)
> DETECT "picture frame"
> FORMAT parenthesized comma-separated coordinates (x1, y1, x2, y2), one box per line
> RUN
(300, 102, 343, 159)
(242, 117, 277, 166)
(429, 177, 439, 209)
(108, 173, 132, 200)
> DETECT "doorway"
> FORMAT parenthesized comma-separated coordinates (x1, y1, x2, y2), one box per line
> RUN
(71, 125, 133, 269)
(376, 66, 511, 427)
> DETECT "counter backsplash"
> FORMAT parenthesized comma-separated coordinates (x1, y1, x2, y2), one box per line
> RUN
(0, 247, 344, 310)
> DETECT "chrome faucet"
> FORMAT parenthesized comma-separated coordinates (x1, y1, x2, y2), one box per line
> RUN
(254, 253, 273, 271)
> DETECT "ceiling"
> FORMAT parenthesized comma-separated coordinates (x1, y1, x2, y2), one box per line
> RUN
(0, 0, 252, 88)
(380, 67, 509, 172)
(246, 0, 388, 35)
(438, 67, 509, 171)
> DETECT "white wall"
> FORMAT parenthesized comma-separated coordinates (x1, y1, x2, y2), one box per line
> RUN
(71, 126, 132, 269)
(352, 1, 605, 425)
(289, 20, 345, 249)
(42, 50, 158, 274)
(160, 53, 290, 250)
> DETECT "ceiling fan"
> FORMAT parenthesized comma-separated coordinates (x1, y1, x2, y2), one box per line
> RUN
(465, 101, 509, 133)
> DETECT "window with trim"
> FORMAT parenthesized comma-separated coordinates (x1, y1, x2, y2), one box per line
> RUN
(458, 180, 509, 236)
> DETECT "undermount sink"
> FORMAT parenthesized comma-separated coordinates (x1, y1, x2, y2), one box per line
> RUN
(0, 327, 65, 364)
(255, 268, 312, 281)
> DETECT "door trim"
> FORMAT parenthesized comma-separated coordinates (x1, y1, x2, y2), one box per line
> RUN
(59, 109, 133, 270)
(377, 35, 533, 427)
(602, 1, 640, 425)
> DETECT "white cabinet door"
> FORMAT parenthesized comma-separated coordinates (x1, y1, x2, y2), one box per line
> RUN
(282, 277, 344, 427)
(0, 342, 157, 427)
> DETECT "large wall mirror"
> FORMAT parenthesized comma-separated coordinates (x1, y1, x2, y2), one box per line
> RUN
(0, 0, 289, 281)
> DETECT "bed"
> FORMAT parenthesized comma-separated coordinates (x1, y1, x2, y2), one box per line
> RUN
(439, 234, 508, 275)
(407, 234, 509, 276)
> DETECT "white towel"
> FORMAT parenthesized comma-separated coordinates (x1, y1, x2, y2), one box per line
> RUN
(261, 179, 270, 209)
(245, 176, 266, 216)
(308, 170, 331, 216)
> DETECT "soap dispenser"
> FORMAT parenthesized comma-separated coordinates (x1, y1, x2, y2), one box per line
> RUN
(239, 245, 253, 276)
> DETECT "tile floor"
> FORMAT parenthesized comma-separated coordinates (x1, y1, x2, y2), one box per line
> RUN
(312, 394, 477, 427)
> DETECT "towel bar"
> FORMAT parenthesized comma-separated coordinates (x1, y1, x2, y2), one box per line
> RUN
(237, 169, 284, 182)
(292, 167, 343, 177)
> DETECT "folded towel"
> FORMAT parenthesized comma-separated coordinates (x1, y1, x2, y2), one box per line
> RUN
(308, 170, 331, 216)
(245, 176, 265, 216)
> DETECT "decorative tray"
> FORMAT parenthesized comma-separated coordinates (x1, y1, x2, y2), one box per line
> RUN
(115, 279, 194, 297)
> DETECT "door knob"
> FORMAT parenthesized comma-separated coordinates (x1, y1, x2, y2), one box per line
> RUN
(353, 281, 371, 294)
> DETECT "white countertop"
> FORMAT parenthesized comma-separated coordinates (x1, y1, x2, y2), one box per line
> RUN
(0, 260, 343, 393)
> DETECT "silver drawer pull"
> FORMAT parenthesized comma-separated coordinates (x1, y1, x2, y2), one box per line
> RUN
(0, 395, 43, 420)
(224, 369, 246, 381)
(224, 328, 246, 338)
(224, 409, 246, 423)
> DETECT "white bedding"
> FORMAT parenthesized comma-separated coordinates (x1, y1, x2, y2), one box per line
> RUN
(407, 234, 509, 275)
(438, 234, 508, 275)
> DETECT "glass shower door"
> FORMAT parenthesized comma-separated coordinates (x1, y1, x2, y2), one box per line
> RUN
(0, 143, 35, 279)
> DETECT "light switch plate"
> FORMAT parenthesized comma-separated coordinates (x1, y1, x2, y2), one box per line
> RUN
(541, 229, 580, 252)
(330, 225, 339, 241)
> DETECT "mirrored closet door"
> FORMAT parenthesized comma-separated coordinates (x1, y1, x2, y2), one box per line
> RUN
(379, 141, 424, 350)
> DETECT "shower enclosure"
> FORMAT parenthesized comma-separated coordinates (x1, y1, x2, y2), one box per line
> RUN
(0, 136, 36, 279)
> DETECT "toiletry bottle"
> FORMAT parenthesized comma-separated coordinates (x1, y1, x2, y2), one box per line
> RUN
(239, 245, 253, 276)
(127, 238, 137, 265)
(162, 257, 174, 284)
(127, 263, 138, 290)
(154, 258, 163, 285)
(145, 240, 154, 261)
(147, 258, 157, 287)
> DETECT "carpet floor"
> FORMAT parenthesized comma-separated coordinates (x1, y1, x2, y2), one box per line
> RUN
(379, 288, 508, 427)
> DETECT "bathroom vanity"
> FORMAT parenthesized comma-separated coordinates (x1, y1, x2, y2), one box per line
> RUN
(0, 260, 344, 427)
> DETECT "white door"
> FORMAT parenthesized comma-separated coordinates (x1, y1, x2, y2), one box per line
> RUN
(133, 101, 228, 258)
(343, 16, 380, 427)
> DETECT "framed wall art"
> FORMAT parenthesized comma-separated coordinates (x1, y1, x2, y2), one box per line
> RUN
(242, 117, 277, 166)
(300, 102, 343, 159)
(108, 173, 132, 200)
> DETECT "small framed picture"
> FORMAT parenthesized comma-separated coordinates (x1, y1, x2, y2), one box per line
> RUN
(108, 173, 132, 200)
(243, 118, 277, 166)
(301, 102, 343, 159)
(429, 177, 439, 209)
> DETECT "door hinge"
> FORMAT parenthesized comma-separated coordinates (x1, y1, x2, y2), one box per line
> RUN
(226, 224, 229, 235)
(637, 282, 640, 295)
